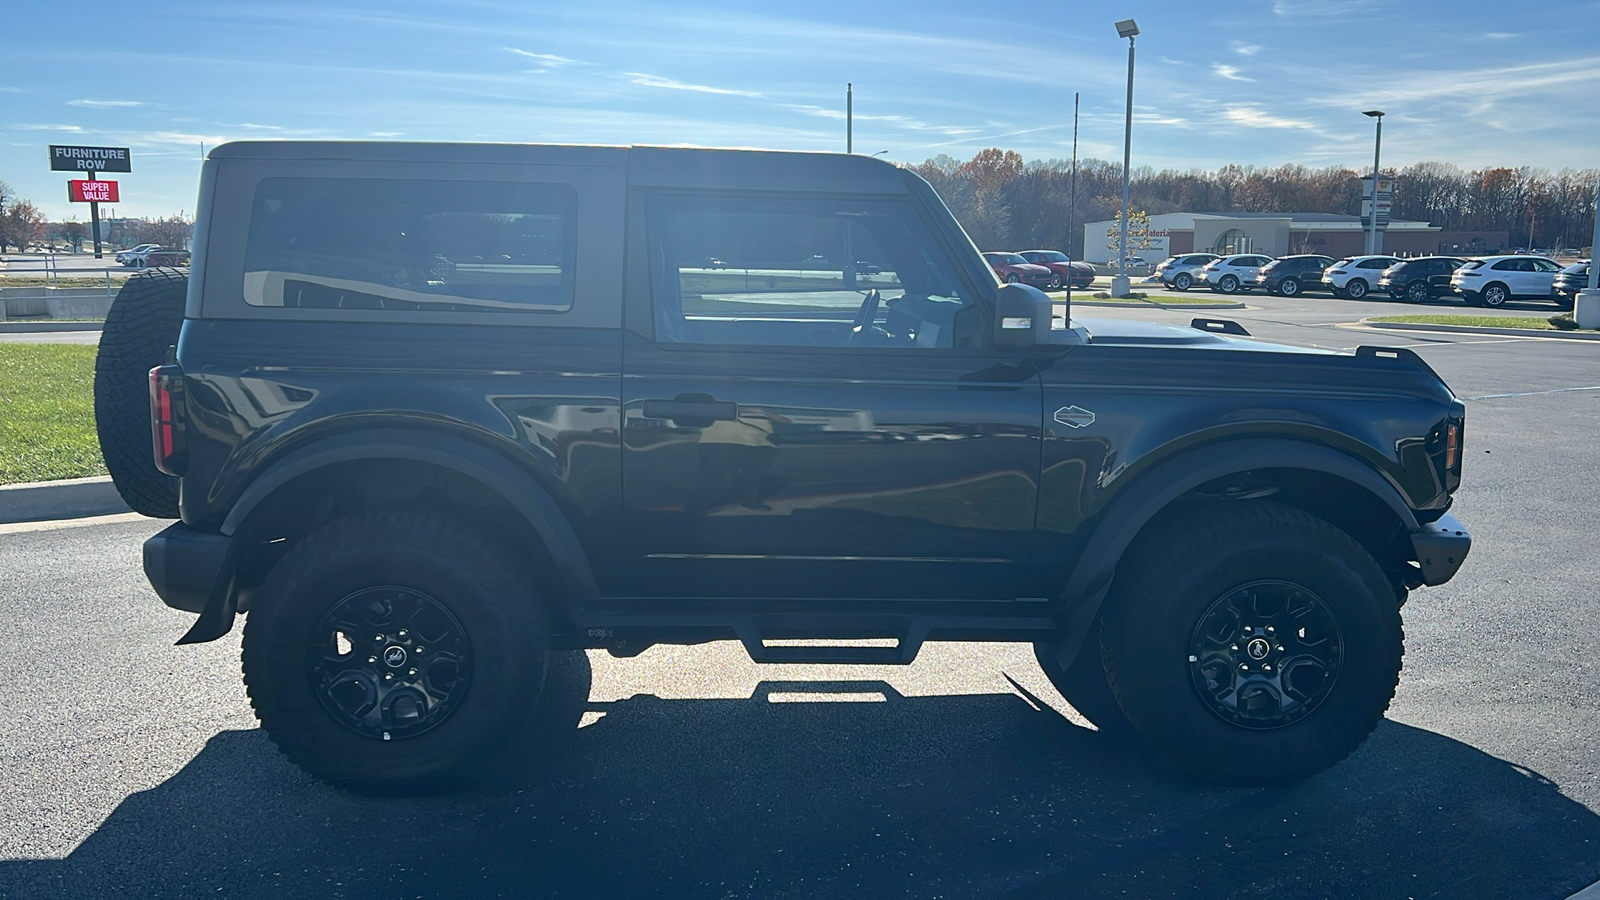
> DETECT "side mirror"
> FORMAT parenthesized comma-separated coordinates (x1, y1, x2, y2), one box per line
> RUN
(993, 282, 1060, 349)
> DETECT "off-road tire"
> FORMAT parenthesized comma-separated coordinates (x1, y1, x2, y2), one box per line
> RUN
(243, 509, 549, 795)
(1033, 623, 1136, 740)
(1100, 501, 1403, 785)
(93, 268, 187, 518)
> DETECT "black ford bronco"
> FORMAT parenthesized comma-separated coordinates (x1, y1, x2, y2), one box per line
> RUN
(95, 142, 1471, 795)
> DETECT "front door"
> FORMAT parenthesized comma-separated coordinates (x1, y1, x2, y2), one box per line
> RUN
(610, 191, 1046, 601)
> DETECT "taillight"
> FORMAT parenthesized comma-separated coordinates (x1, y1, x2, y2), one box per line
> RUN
(149, 364, 187, 476)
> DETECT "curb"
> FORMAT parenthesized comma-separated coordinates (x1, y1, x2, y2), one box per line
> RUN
(1360, 320, 1600, 341)
(0, 476, 132, 524)
(0, 321, 105, 333)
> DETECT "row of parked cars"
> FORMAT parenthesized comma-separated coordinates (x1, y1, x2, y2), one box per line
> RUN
(983, 251, 1097, 290)
(1154, 252, 1591, 308)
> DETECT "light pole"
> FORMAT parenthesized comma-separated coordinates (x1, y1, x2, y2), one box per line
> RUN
(1363, 110, 1384, 256)
(846, 83, 853, 153)
(1112, 19, 1139, 297)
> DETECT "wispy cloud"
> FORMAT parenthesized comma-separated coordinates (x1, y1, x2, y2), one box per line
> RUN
(1213, 64, 1254, 82)
(1271, 0, 1379, 16)
(1483, 32, 1519, 39)
(15, 123, 84, 132)
(68, 99, 142, 108)
(781, 104, 978, 136)
(503, 48, 583, 67)
(1232, 43, 1263, 56)
(624, 73, 761, 97)
(1223, 107, 1316, 130)
(237, 123, 282, 130)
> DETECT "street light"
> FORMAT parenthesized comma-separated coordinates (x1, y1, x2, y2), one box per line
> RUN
(1363, 110, 1384, 256)
(1112, 18, 1139, 297)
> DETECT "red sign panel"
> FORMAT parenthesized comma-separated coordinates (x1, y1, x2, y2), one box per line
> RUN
(69, 179, 119, 203)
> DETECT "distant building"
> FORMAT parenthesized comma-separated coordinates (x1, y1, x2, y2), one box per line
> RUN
(1083, 211, 1509, 262)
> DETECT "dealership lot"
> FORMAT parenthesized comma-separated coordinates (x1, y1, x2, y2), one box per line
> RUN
(1, 296, 1598, 899)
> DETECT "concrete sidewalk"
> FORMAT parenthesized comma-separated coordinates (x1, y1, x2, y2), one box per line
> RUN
(0, 476, 132, 524)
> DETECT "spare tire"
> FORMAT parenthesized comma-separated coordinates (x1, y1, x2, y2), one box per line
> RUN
(94, 268, 187, 518)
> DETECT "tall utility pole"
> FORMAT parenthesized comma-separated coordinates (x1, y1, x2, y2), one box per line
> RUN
(846, 83, 853, 154)
(1363, 110, 1384, 255)
(1068, 92, 1080, 306)
(1113, 19, 1139, 297)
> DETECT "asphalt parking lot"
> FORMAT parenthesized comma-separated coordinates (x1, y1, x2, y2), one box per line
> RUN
(2, 290, 1598, 899)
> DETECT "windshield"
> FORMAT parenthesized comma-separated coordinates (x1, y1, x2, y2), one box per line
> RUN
(1031, 251, 1069, 262)
(991, 253, 1027, 265)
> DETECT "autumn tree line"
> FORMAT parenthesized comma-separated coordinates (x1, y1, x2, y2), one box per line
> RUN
(0, 180, 194, 253)
(909, 149, 1600, 259)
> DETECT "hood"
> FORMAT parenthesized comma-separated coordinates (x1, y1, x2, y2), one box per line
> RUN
(1075, 316, 1334, 355)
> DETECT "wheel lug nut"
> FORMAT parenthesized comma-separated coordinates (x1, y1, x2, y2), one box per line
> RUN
(415, 647, 424, 654)
(1276, 645, 1285, 652)
(399, 630, 408, 638)
(1239, 663, 1249, 671)
(1263, 664, 1273, 672)
(368, 656, 377, 664)
(1266, 626, 1275, 634)
(1188, 655, 1198, 663)
(408, 668, 417, 675)
(1231, 644, 1239, 651)
(384, 673, 393, 681)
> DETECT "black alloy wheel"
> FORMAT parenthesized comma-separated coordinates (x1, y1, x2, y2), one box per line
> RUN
(1279, 277, 1301, 296)
(1173, 273, 1192, 291)
(1345, 278, 1369, 299)
(1406, 281, 1431, 303)
(1482, 283, 1509, 307)
(244, 509, 549, 795)
(1187, 581, 1343, 729)
(1100, 501, 1403, 785)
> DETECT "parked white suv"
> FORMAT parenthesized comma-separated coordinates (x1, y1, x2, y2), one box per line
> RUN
(1322, 256, 1398, 299)
(1154, 253, 1220, 291)
(1451, 255, 1564, 307)
(1201, 254, 1273, 294)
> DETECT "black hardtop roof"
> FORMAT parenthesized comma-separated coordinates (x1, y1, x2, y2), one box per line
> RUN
(207, 141, 911, 194)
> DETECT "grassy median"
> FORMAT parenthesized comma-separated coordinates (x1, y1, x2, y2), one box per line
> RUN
(1368, 314, 1563, 331)
(0, 344, 107, 485)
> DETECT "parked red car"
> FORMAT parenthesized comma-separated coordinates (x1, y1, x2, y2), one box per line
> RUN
(983, 252, 1053, 287)
(1018, 250, 1095, 289)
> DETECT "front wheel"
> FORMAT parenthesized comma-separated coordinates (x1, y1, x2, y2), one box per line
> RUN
(243, 509, 549, 795)
(1345, 278, 1369, 299)
(1047, 272, 1063, 289)
(1100, 501, 1403, 785)
(1173, 273, 1192, 291)
(1006, 273, 1020, 284)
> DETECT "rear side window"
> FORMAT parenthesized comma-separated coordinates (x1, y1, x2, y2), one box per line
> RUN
(242, 177, 577, 313)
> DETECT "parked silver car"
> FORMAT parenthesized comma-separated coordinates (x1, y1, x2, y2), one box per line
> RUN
(1154, 253, 1220, 291)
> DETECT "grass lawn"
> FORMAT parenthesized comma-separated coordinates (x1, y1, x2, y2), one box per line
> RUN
(1368, 314, 1567, 331)
(0, 344, 107, 485)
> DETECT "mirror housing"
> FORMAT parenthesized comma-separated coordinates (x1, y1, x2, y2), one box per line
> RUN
(993, 282, 1061, 349)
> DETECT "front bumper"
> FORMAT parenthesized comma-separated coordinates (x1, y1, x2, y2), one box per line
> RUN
(144, 522, 233, 614)
(1410, 512, 1471, 586)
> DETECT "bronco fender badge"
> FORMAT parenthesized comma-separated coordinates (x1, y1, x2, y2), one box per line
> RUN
(1054, 406, 1096, 428)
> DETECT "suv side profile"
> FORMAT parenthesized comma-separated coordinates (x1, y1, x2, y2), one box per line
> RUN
(1256, 255, 1335, 297)
(99, 142, 1471, 796)
(1451, 255, 1565, 307)
(1154, 253, 1219, 291)
(1378, 257, 1467, 303)
(1322, 256, 1399, 299)
(1201, 254, 1273, 294)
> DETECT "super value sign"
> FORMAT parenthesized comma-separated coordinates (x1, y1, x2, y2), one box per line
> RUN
(69, 180, 119, 202)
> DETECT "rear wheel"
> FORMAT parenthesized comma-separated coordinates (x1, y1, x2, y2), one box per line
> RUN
(1482, 283, 1509, 307)
(1345, 278, 1370, 299)
(1406, 281, 1431, 303)
(1101, 501, 1403, 785)
(1173, 273, 1192, 291)
(93, 268, 187, 518)
(1217, 274, 1240, 294)
(243, 509, 549, 795)
(1279, 277, 1301, 297)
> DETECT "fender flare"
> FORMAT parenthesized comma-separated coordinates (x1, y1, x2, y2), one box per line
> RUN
(1046, 438, 1419, 669)
(180, 428, 600, 644)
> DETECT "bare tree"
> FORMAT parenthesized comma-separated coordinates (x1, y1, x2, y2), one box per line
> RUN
(138, 216, 195, 251)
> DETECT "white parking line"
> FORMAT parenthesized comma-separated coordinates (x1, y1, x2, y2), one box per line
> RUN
(1464, 385, 1600, 400)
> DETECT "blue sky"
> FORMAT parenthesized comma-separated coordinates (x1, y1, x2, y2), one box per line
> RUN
(4, 0, 1599, 219)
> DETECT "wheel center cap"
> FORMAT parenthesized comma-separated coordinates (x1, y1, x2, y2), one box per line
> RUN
(383, 645, 408, 668)
(1246, 638, 1271, 660)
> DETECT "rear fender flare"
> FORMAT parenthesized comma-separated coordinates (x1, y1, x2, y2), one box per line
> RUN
(1047, 438, 1418, 669)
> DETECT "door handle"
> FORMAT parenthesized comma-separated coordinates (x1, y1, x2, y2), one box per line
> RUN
(642, 395, 738, 425)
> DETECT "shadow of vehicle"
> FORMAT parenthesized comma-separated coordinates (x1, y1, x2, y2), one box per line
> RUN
(2, 656, 1597, 899)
